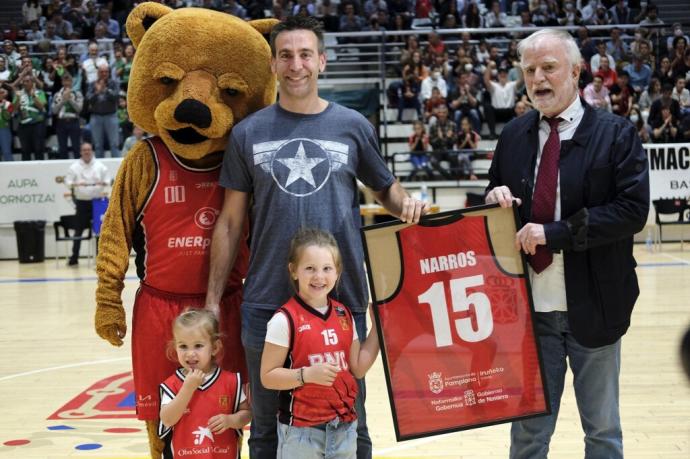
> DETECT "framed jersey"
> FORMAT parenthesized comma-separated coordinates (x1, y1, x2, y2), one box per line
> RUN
(361, 203, 549, 441)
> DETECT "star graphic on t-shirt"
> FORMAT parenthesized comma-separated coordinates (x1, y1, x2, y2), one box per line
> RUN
(192, 426, 214, 445)
(276, 141, 326, 188)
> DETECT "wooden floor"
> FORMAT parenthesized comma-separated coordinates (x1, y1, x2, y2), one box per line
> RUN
(0, 245, 689, 459)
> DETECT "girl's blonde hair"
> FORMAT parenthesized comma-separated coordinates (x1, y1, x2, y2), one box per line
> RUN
(167, 308, 223, 363)
(287, 227, 342, 292)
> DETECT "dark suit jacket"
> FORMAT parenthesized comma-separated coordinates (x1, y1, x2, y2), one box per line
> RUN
(487, 101, 650, 347)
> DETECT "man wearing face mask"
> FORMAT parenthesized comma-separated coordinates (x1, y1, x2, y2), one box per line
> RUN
(420, 66, 448, 104)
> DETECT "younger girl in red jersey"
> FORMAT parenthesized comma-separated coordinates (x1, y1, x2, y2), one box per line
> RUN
(260, 228, 380, 459)
(159, 309, 250, 458)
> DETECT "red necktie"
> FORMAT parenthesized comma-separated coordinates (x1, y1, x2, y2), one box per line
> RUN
(529, 117, 561, 274)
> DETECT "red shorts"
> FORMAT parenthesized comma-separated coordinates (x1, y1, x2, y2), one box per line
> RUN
(131, 283, 245, 420)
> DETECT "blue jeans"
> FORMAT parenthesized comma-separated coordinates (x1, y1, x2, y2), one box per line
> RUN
(510, 312, 623, 459)
(241, 305, 372, 459)
(90, 113, 120, 158)
(0, 126, 12, 161)
(277, 419, 357, 459)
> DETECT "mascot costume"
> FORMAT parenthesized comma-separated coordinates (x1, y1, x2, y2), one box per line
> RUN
(93, 3, 277, 457)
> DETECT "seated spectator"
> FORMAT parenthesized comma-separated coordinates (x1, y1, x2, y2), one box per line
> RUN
(672, 76, 690, 116)
(11, 74, 47, 161)
(483, 61, 521, 140)
(25, 20, 44, 42)
(558, 1, 583, 26)
(624, 54, 652, 95)
(52, 11, 74, 39)
(513, 10, 536, 39)
(415, 0, 433, 19)
(609, 0, 631, 24)
(589, 4, 610, 27)
(578, 57, 593, 91)
(402, 50, 429, 84)
(97, 8, 120, 39)
(395, 74, 422, 122)
(339, 3, 365, 32)
(3, 40, 21, 71)
(680, 113, 690, 141)
(52, 72, 84, 160)
(639, 4, 664, 39)
(636, 39, 655, 70)
(649, 83, 681, 128)
(577, 0, 596, 24)
(454, 116, 479, 180)
(389, 0, 414, 20)
(669, 36, 688, 80)
(653, 56, 675, 87)
(448, 70, 481, 133)
(122, 125, 146, 157)
(484, 1, 508, 28)
(364, 0, 387, 18)
(424, 87, 446, 122)
(595, 55, 617, 89)
(583, 74, 611, 111)
(429, 105, 457, 179)
(462, 2, 483, 28)
(399, 35, 420, 68)
(628, 107, 652, 143)
(590, 40, 615, 74)
(610, 70, 634, 117)
(81, 41, 108, 86)
(292, 0, 315, 16)
(651, 104, 679, 143)
(0, 88, 13, 161)
(514, 99, 532, 117)
(424, 31, 446, 64)
(407, 120, 433, 181)
(606, 27, 629, 64)
(22, 0, 42, 27)
(0, 56, 13, 84)
(665, 24, 690, 58)
(420, 66, 448, 104)
(639, 77, 662, 119)
(531, 1, 557, 26)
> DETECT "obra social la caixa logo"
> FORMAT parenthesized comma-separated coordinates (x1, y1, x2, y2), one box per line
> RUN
(194, 207, 219, 230)
(428, 371, 443, 395)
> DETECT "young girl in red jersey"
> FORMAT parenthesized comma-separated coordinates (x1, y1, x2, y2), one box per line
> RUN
(159, 309, 251, 458)
(260, 228, 380, 459)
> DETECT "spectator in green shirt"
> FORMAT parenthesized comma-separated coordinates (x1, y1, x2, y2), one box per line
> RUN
(12, 74, 47, 161)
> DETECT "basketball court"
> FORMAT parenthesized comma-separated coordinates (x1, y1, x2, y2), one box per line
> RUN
(0, 244, 688, 458)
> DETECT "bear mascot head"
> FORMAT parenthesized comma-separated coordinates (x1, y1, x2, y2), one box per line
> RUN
(94, 4, 277, 457)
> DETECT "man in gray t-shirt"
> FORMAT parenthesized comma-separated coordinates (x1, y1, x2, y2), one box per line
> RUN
(206, 16, 427, 459)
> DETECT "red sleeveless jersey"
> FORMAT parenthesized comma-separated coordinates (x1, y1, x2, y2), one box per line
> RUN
(134, 137, 247, 294)
(277, 296, 358, 427)
(377, 214, 545, 438)
(158, 367, 243, 459)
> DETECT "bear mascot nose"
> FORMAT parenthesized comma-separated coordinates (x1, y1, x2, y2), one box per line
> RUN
(174, 98, 212, 128)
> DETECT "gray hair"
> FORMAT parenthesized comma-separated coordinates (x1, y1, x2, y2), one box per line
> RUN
(518, 29, 581, 69)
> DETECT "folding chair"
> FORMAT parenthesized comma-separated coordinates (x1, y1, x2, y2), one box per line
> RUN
(53, 215, 93, 267)
(652, 198, 690, 250)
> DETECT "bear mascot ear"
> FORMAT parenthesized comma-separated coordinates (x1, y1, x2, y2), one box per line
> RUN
(126, 2, 173, 49)
(248, 18, 280, 39)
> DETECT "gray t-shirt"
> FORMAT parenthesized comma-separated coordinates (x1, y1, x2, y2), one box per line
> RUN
(220, 102, 394, 313)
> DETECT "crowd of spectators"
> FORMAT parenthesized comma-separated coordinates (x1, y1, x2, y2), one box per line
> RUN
(1, 0, 690, 163)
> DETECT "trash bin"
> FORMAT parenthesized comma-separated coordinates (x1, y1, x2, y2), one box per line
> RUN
(13, 220, 46, 263)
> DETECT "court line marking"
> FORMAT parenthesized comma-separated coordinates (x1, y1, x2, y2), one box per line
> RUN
(0, 275, 138, 284)
(659, 252, 690, 265)
(0, 358, 130, 382)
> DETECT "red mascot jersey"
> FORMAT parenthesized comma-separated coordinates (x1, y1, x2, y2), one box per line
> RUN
(277, 296, 358, 427)
(158, 367, 243, 459)
(134, 137, 247, 294)
(377, 214, 546, 438)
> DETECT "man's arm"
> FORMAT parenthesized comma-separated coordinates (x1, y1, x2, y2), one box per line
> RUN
(205, 188, 249, 313)
(371, 181, 428, 223)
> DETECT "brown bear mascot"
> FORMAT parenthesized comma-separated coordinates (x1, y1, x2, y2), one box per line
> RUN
(93, 3, 276, 457)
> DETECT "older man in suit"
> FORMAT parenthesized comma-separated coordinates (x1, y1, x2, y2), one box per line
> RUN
(485, 29, 649, 459)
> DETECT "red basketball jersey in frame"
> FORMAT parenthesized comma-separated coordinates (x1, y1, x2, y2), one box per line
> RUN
(374, 213, 547, 439)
